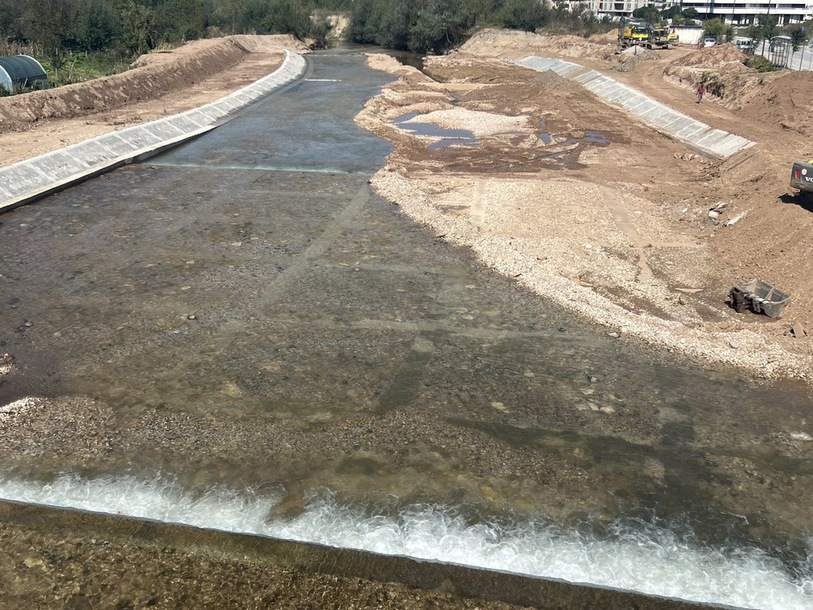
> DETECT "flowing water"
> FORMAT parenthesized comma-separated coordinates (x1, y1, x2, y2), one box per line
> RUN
(0, 50, 812, 608)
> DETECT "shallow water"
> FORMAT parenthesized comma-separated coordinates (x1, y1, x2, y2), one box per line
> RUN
(0, 49, 812, 607)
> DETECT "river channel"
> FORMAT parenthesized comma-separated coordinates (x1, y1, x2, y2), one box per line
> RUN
(0, 50, 811, 608)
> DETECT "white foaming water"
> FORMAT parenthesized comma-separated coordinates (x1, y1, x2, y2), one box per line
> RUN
(1, 472, 811, 610)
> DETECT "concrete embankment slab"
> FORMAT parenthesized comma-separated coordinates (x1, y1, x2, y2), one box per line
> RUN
(514, 56, 754, 159)
(0, 51, 306, 213)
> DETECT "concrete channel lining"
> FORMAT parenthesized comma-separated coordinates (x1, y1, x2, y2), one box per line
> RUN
(512, 55, 755, 159)
(0, 51, 307, 213)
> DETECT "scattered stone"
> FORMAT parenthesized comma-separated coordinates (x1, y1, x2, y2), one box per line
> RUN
(607, 331, 620, 338)
(187, 314, 197, 320)
(728, 340, 739, 349)
(23, 320, 33, 327)
(0, 353, 12, 365)
(726, 211, 748, 226)
(708, 210, 720, 220)
(709, 201, 729, 212)
(23, 556, 44, 569)
(791, 324, 807, 338)
(599, 406, 616, 414)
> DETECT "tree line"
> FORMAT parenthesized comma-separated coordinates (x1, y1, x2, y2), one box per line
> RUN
(0, 0, 353, 57)
(3, 0, 806, 82)
(0, 0, 614, 60)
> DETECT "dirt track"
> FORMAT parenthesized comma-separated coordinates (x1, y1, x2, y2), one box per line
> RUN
(6, 30, 810, 381)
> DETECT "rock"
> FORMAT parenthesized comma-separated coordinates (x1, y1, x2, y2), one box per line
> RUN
(607, 331, 620, 338)
(791, 323, 806, 338)
(708, 210, 720, 219)
(710, 201, 729, 212)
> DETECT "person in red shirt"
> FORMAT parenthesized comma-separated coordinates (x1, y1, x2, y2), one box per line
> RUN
(696, 82, 706, 104)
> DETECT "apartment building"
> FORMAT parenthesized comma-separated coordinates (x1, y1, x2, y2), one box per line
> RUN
(585, 0, 813, 25)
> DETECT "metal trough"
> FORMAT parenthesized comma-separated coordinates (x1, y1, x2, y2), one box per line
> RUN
(729, 278, 790, 318)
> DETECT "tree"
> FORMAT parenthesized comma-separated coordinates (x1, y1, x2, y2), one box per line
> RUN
(500, 0, 548, 33)
(681, 7, 699, 23)
(261, 0, 311, 38)
(460, 0, 501, 27)
(660, 5, 682, 21)
(703, 18, 726, 41)
(155, 0, 207, 42)
(0, 0, 27, 42)
(309, 11, 334, 48)
(632, 5, 659, 24)
(376, 0, 413, 50)
(408, 0, 469, 54)
(116, 0, 158, 54)
(786, 24, 807, 50)
(23, 0, 77, 54)
(757, 15, 778, 43)
(73, 0, 121, 51)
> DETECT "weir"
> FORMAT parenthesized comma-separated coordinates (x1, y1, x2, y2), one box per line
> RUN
(0, 498, 721, 609)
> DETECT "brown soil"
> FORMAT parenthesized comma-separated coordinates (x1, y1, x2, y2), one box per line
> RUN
(358, 30, 813, 380)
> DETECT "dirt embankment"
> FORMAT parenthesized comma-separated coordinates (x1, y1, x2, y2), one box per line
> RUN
(0, 35, 307, 166)
(0, 35, 308, 131)
(358, 30, 813, 381)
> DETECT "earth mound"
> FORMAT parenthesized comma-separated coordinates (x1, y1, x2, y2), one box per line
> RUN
(735, 70, 813, 136)
(459, 28, 615, 61)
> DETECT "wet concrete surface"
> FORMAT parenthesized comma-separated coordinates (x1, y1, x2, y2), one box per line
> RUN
(0, 50, 812, 600)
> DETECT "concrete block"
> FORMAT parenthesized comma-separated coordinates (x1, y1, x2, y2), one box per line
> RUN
(28, 151, 87, 181)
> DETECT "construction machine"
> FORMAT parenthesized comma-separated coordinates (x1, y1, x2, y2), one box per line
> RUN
(618, 18, 674, 50)
(790, 160, 813, 199)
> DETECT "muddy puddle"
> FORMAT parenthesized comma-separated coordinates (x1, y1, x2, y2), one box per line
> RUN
(0, 50, 811, 607)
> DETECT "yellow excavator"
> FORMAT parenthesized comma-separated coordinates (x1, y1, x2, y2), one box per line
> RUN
(618, 18, 675, 50)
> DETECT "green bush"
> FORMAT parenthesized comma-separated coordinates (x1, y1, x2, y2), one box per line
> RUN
(745, 54, 778, 72)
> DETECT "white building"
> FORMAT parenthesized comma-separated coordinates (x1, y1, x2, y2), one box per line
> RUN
(677, 0, 812, 25)
(579, 0, 813, 25)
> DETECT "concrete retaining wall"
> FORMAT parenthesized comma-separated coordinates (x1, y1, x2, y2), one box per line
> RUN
(0, 51, 306, 213)
(513, 56, 754, 159)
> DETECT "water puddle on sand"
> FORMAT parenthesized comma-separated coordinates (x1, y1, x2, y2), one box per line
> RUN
(393, 113, 609, 162)
(393, 112, 478, 149)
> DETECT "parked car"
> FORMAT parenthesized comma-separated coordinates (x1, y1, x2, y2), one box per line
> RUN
(703, 37, 717, 47)
(734, 37, 754, 54)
